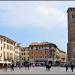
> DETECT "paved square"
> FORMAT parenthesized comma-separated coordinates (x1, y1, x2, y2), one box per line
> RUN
(0, 67, 75, 74)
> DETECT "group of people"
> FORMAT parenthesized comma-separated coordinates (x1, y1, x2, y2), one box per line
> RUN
(2, 60, 75, 72)
(4, 60, 14, 71)
(46, 61, 52, 71)
(45, 61, 75, 72)
(24, 61, 30, 70)
(65, 63, 74, 72)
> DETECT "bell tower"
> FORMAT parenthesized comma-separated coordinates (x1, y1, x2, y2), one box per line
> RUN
(67, 8, 75, 63)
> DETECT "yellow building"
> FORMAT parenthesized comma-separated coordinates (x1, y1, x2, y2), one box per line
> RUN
(55, 48, 61, 61)
(55, 48, 67, 65)
(20, 47, 29, 63)
(20, 47, 29, 64)
(0, 35, 20, 66)
(59, 50, 67, 63)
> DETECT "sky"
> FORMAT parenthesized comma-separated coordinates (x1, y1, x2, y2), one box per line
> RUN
(0, 1, 75, 52)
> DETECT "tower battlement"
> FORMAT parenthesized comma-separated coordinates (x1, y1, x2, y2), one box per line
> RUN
(67, 8, 75, 12)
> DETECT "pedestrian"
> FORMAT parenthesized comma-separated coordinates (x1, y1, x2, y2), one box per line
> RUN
(48, 62, 51, 71)
(46, 61, 51, 71)
(46, 62, 48, 70)
(4, 63, 7, 71)
(32, 63, 35, 68)
(27, 62, 30, 70)
(11, 61, 14, 71)
(65, 63, 68, 72)
(70, 63, 74, 72)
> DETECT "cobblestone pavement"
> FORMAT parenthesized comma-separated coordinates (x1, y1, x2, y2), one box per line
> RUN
(0, 66, 75, 74)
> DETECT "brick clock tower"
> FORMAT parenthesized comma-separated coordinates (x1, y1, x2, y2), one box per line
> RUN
(67, 8, 75, 63)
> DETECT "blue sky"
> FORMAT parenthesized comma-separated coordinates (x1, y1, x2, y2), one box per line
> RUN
(0, 1, 75, 52)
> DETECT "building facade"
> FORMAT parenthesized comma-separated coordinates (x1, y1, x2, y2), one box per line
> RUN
(59, 50, 66, 63)
(29, 42, 52, 63)
(53, 48, 66, 65)
(20, 47, 29, 65)
(67, 8, 75, 63)
(29, 42, 66, 65)
(0, 35, 20, 66)
(14, 43, 21, 65)
(20, 42, 60, 65)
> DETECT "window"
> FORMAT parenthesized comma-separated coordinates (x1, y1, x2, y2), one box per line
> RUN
(49, 46, 51, 49)
(10, 41, 13, 45)
(22, 53, 23, 55)
(1, 40, 2, 44)
(41, 56, 42, 58)
(4, 44, 5, 49)
(28, 53, 29, 55)
(4, 40, 6, 42)
(45, 56, 46, 58)
(0, 53, 2, 57)
(50, 56, 51, 58)
(21, 49, 23, 52)
(1, 47, 2, 50)
(36, 46, 38, 50)
(7, 52, 9, 59)
(24, 49, 25, 51)
(7, 45, 9, 50)
(7, 40, 9, 43)
(31, 46, 33, 49)
(24, 53, 25, 55)
(20, 56, 21, 58)
(4, 52, 5, 58)
(38, 46, 40, 49)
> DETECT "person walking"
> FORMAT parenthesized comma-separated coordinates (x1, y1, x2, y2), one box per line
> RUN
(11, 61, 14, 71)
(46, 62, 48, 70)
(70, 63, 74, 72)
(48, 62, 51, 71)
(32, 63, 35, 68)
(65, 63, 68, 72)
(46, 61, 51, 71)
(4, 63, 7, 71)
(27, 62, 30, 70)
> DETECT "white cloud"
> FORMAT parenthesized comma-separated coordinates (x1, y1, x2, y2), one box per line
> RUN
(34, 6, 67, 27)
(0, 1, 67, 29)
